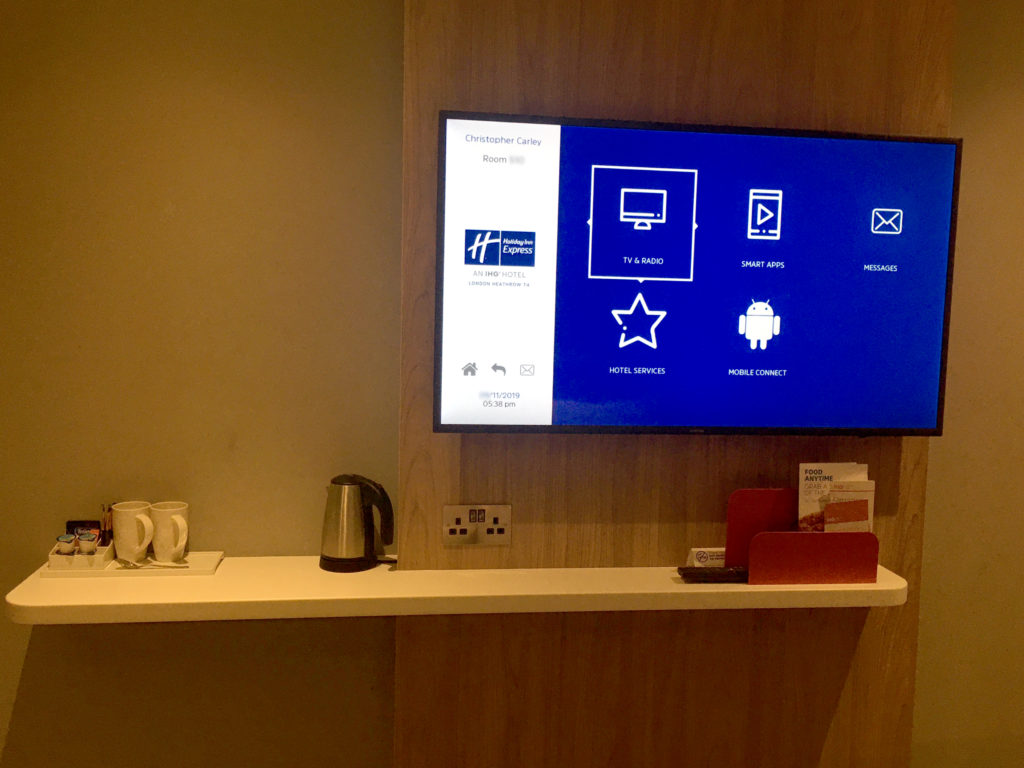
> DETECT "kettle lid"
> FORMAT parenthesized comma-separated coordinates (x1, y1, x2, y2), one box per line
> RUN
(330, 473, 365, 486)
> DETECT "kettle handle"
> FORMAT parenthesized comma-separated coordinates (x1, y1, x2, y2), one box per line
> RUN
(358, 477, 394, 546)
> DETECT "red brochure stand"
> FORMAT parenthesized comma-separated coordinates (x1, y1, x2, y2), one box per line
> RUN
(748, 531, 879, 585)
(723, 488, 798, 568)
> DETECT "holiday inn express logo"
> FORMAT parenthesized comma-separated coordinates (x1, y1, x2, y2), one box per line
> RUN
(465, 229, 536, 267)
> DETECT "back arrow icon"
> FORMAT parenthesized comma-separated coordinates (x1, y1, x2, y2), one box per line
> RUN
(492, 364, 506, 375)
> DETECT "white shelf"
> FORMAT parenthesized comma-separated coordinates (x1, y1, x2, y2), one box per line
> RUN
(4, 557, 907, 625)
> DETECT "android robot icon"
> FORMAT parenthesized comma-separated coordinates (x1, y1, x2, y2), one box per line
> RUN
(739, 300, 781, 350)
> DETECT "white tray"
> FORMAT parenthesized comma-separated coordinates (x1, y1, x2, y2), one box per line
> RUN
(40, 551, 224, 578)
(46, 543, 115, 571)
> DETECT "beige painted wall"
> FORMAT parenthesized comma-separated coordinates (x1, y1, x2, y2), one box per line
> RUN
(0, 1, 402, 761)
(3, 619, 395, 767)
(913, 2, 1024, 766)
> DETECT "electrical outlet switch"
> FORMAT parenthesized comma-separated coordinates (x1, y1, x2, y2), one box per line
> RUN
(442, 505, 512, 547)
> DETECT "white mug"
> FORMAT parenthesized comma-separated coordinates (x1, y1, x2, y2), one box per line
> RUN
(149, 501, 189, 563)
(111, 501, 154, 563)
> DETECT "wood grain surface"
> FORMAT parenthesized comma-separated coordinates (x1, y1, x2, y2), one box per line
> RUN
(396, 609, 869, 768)
(397, 1, 952, 766)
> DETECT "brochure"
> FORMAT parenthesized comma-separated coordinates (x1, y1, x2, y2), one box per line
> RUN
(798, 462, 869, 532)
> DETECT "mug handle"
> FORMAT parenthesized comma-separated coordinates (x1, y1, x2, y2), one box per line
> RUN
(136, 513, 154, 551)
(171, 514, 189, 560)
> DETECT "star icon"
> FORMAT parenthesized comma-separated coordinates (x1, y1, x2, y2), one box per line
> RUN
(611, 292, 667, 349)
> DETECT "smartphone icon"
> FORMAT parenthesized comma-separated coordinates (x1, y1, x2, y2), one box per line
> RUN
(747, 189, 783, 240)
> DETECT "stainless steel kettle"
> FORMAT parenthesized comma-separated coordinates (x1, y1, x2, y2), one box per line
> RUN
(319, 474, 394, 572)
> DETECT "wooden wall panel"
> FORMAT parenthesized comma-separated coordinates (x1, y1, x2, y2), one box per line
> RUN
(448, 434, 904, 569)
(396, 609, 869, 768)
(398, 1, 952, 766)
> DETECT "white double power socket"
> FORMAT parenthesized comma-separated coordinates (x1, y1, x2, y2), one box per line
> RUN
(442, 505, 512, 547)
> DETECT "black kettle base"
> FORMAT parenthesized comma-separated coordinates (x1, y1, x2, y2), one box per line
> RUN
(319, 554, 377, 573)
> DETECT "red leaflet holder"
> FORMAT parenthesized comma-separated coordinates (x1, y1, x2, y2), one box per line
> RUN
(723, 488, 798, 568)
(748, 531, 879, 584)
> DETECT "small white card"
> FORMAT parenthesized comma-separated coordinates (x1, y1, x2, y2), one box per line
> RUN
(684, 547, 726, 567)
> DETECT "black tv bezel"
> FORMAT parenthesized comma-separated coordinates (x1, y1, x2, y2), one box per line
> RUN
(433, 110, 961, 437)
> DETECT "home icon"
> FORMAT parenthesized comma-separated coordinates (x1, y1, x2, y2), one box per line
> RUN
(462, 362, 478, 376)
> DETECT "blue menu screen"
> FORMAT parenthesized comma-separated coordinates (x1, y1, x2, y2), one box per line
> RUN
(436, 113, 959, 433)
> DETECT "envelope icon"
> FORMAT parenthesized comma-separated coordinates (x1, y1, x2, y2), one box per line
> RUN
(871, 208, 903, 235)
(520, 364, 535, 376)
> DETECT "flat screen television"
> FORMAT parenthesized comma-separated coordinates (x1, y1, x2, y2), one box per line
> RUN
(434, 111, 960, 435)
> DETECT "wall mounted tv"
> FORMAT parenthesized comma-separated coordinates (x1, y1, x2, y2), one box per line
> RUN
(434, 111, 960, 435)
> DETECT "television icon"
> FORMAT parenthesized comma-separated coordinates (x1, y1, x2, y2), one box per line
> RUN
(588, 165, 698, 283)
(620, 188, 667, 230)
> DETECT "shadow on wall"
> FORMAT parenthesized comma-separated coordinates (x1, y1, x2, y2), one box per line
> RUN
(2, 618, 395, 768)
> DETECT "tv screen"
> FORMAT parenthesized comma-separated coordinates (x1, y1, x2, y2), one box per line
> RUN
(434, 111, 960, 435)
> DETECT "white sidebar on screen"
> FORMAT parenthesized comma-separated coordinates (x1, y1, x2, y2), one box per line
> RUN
(440, 119, 562, 426)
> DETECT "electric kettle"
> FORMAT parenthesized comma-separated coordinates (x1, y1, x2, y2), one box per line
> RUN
(319, 474, 394, 572)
